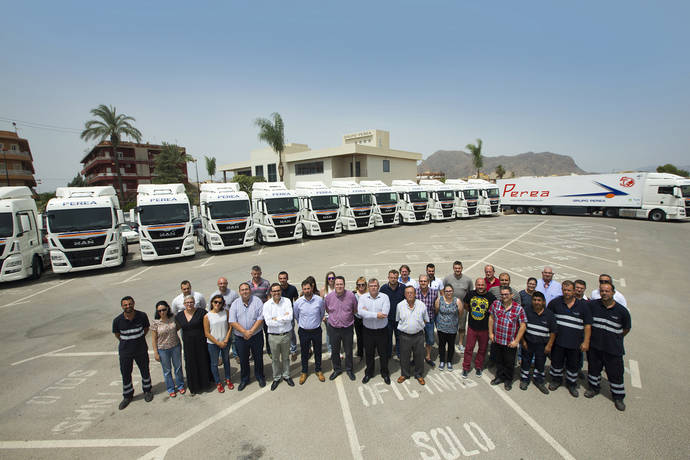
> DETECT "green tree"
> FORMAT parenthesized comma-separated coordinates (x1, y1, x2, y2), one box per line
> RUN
(495, 164, 506, 179)
(466, 138, 483, 178)
(68, 174, 87, 187)
(254, 112, 285, 182)
(657, 163, 689, 177)
(153, 143, 190, 184)
(80, 104, 142, 201)
(35, 192, 54, 213)
(205, 155, 216, 181)
(231, 174, 265, 197)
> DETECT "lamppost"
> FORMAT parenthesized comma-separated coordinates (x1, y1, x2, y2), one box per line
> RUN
(189, 156, 200, 205)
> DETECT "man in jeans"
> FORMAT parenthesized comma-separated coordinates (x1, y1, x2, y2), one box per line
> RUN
(462, 278, 496, 378)
(294, 280, 326, 384)
(416, 275, 438, 367)
(488, 286, 527, 391)
(325, 276, 357, 381)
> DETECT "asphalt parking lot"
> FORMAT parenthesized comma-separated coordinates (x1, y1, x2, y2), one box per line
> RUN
(1, 214, 688, 459)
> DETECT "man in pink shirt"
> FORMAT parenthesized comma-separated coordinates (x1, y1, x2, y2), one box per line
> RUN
(325, 276, 357, 381)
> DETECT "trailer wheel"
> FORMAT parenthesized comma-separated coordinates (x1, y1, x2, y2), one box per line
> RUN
(31, 255, 43, 280)
(515, 206, 525, 214)
(539, 207, 550, 215)
(527, 206, 537, 214)
(604, 208, 618, 218)
(649, 209, 666, 222)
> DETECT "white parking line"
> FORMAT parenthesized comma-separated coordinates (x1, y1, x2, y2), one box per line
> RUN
(515, 240, 622, 264)
(0, 439, 170, 449)
(465, 220, 549, 272)
(335, 378, 364, 460)
(196, 256, 215, 268)
(1, 279, 76, 310)
(500, 248, 613, 279)
(533, 234, 619, 251)
(629, 360, 642, 388)
(481, 375, 575, 460)
(10, 345, 76, 366)
(115, 267, 153, 285)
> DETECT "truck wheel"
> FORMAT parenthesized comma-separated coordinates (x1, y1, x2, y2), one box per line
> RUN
(204, 238, 211, 253)
(604, 208, 618, 218)
(256, 230, 264, 245)
(649, 209, 666, 222)
(527, 206, 537, 214)
(31, 256, 43, 280)
(515, 206, 525, 214)
(539, 207, 550, 215)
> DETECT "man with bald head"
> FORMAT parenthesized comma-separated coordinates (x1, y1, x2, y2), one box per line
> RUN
(536, 266, 562, 305)
(462, 278, 496, 378)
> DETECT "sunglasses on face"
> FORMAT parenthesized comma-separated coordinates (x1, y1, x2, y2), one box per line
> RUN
(212, 300, 223, 304)
(328, 277, 335, 280)
(157, 309, 167, 313)
(357, 283, 366, 287)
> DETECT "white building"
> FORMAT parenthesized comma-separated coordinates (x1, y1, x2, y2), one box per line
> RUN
(218, 130, 422, 188)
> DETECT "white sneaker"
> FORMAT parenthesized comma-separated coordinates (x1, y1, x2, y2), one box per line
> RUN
(458, 345, 465, 353)
(439, 362, 445, 370)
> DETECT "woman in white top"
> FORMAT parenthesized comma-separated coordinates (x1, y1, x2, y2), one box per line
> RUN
(322, 271, 337, 354)
(203, 295, 233, 392)
(353, 276, 367, 359)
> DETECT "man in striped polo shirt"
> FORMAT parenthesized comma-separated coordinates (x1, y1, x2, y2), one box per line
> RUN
(519, 291, 556, 394)
(547, 280, 592, 397)
(585, 281, 631, 411)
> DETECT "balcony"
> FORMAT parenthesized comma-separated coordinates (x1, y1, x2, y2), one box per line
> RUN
(0, 150, 33, 161)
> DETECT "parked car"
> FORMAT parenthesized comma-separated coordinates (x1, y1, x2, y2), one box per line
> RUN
(120, 224, 139, 243)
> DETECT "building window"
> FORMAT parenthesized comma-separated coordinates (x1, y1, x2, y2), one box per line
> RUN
(255, 165, 264, 178)
(267, 163, 277, 182)
(295, 161, 324, 176)
(383, 159, 390, 172)
(117, 151, 123, 159)
(237, 169, 251, 176)
(350, 161, 361, 177)
(11, 144, 18, 151)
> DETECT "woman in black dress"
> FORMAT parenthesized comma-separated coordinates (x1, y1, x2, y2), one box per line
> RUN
(175, 295, 212, 394)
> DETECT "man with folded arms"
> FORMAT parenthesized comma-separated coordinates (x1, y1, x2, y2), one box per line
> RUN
(358, 278, 391, 385)
(396, 285, 429, 385)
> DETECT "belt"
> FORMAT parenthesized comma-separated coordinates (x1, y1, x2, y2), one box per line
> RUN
(399, 330, 423, 337)
(269, 331, 290, 335)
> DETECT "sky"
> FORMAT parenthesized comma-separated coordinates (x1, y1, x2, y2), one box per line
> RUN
(2, 0, 688, 191)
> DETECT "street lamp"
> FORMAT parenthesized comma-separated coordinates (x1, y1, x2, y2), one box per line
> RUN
(189, 156, 200, 205)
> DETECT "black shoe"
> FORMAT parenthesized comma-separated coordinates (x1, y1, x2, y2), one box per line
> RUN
(490, 377, 504, 386)
(144, 391, 153, 402)
(584, 389, 599, 398)
(504, 381, 512, 391)
(568, 385, 579, 398)
(425, 359, 435, 368)
(520, 381, 529, 391)
(270, 380, 280, 391)
(548, 381, 561, 391)
(118, 397, 132, 410)
(237, 381, 248, 392)
(362, 375, 371, 384)
(347, 371, 356, 381)
(284, 377, 295, 387)
(383, 375, 391, 385)
(614, 399, 626, 411)
(535, 382, 550, 395)
(258, 378, 266, 388)
(329, 370, 342, 381)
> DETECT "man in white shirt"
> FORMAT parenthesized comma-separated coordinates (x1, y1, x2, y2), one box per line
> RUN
(263, 283, 294, 390)
(426, 263, 444, 291)
(590, 274, 627, 308)
(399, 264, 419, 288)
(171, 280, 206, 314)
(536, 267, 562, 305)
(396, 285, 429, 385)
(358, 278, 391, 385)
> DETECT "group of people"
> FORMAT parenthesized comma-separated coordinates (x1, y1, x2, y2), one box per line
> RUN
(112, 262, 631, 412)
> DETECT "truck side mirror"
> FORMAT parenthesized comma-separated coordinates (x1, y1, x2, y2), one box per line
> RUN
(674, 190, 682, 198)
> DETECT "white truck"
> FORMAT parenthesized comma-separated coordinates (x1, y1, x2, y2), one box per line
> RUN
(391, 179, 430, 223)
(446, 179, 480, 217)
(330, 180, 375, 231)
(199, 183, 255, 252)
(468, 179, 501, 216)
(497, 172, 690, 222)
(359, 180, 400, 226)
(294, 181, 342, 237)
(419, 179, 457, 220)
(0, 186, 46, 281)
(251, 182, 303, 243)
(46, 186, 128, 273)
(136, 183, 195, 261)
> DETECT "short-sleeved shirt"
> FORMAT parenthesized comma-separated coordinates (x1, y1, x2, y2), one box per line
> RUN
(415, 287, 438, 322)
(484, 277, 501, 291)
(519, 290, 534, 311)
(150, 317, 180, 350)
(229, 296, 264, 337)
(436, 296, 460, 334)
(171, 291, 207, 314)
(489, 301, 526, 346)
(548, 296, 592, 349)
(590, 289, 628, 309)
(209, 289, 239, 311)
(464, 290, 496, 331)
(589, 299, 631, 356)
(524, 307, 557, 344)
(112, 310, 150, 357)
(280, 284, 299, 305)
(249, 278, 271, 302)
(443, 274, 473, 302)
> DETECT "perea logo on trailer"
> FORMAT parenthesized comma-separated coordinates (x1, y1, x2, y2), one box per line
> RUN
(502, 184, 549, 198)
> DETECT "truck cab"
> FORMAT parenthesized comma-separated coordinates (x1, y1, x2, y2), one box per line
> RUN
(391, 179, 430, 223)
(136, 183, 195, 261)
(637, 173, 690, 221)
(294, 181, 342, 237)
(251, 182, 303, 243)
(419, 179, 457, 220)
(46, 186, 127, 273)
(443, 179, 472, 219)
(359, 180, 400, 227)
(468, 179, 501, 216)
(199, 183, 254, 252)
(0, 186, 46, 281)
(330, 180, 375, 231)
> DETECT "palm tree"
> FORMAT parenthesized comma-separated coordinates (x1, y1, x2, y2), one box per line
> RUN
(205, 155, 217, 181)
(81, 104, 142, 201)
(466, 138, 483, 179)
(153, 143, 189, 184)
(254, 112, 285, 182)
(495, 164, 506, 179)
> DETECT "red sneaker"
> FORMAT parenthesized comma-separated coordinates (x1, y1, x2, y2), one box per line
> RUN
(225, 379, 234, 390)
(169, 392, 176, 398)
(216, 383, 225, 393)
(178, 388, 186, 395)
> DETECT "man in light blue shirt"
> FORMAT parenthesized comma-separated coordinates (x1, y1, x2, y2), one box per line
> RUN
(229, 283, 265, 391)
(536, 266, 562, 305)
(294, 280, 326, 384)
(358, 278, 390, 384)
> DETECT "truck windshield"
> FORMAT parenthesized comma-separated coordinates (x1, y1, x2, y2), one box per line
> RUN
(437, 190, 454, 201)
(375, 192, 398, 205)
(209, 200, 250, 219)
(139, 204, 190, 225)
(348, 194, 372, 207)
(310, 195, 339, 210)
(681, 185, 690, 197)
(487, 188, 500, 198)
(0, 213, 12, 237)
(266, 197, 299, 214)
(409, 191, 428, 202)
(47, 208, 113, 233)
(463, 189, 479, 199)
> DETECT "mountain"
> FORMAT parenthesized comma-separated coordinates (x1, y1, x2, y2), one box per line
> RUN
(418, 150, 587, 178)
